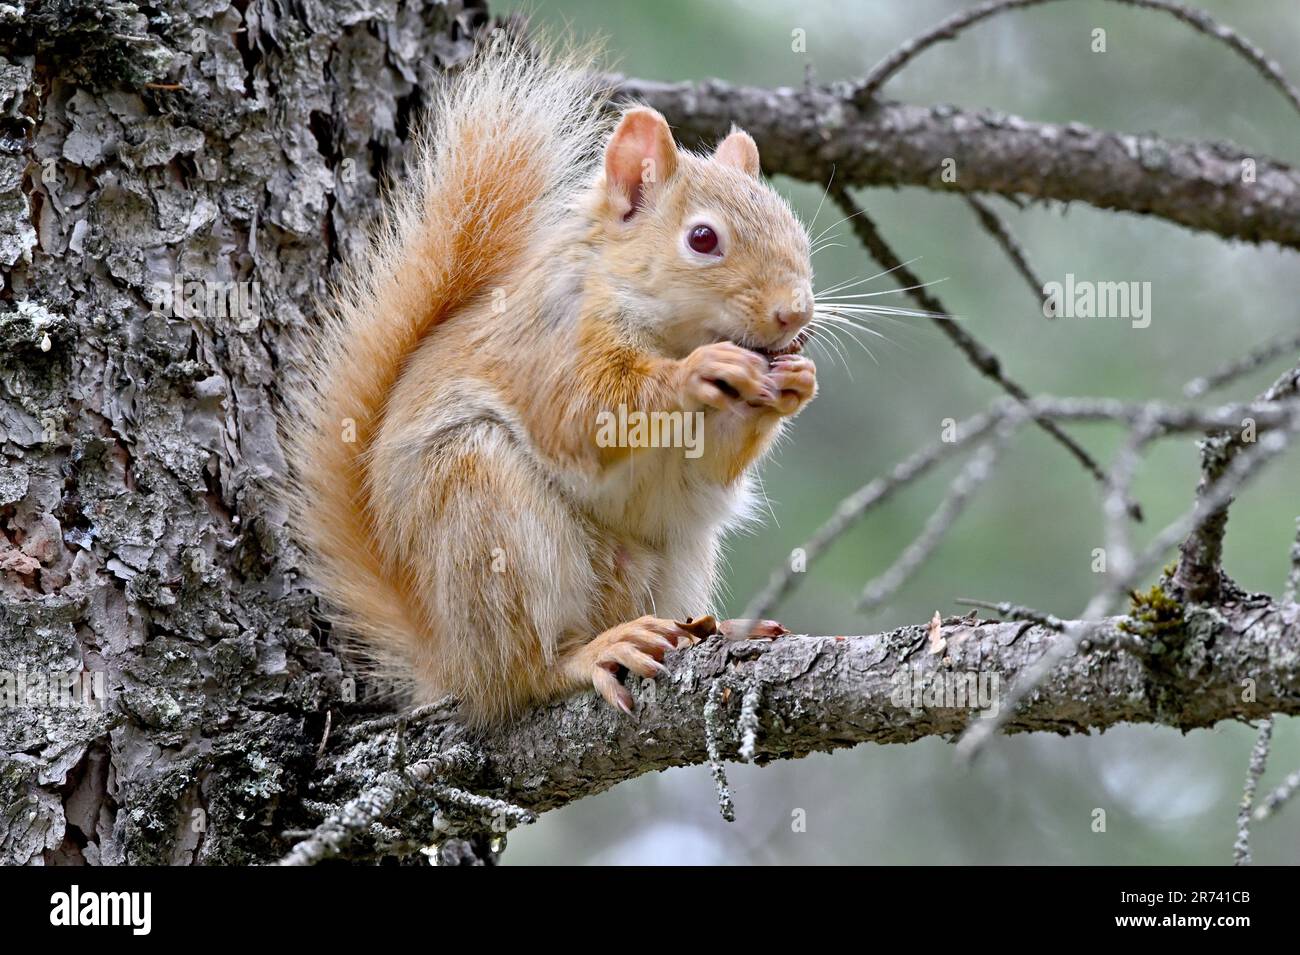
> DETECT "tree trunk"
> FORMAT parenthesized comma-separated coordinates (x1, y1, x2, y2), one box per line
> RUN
(1, 0, 483, 865)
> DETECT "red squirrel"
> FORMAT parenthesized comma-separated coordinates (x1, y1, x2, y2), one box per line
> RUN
(285, 41, 816, 727)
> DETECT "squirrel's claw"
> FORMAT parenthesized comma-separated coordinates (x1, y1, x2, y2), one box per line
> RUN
(761, 354, 817, 417)
(593, 665, 634, 714)
(576, 615, 692, 715)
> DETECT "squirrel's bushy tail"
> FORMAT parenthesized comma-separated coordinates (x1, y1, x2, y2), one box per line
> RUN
(284, 40, 608, 692)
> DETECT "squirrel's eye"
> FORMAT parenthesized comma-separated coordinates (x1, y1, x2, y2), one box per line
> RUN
(687, 224, 720, 256)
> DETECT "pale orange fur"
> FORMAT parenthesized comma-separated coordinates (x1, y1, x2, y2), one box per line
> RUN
(285, 41, 816, 727)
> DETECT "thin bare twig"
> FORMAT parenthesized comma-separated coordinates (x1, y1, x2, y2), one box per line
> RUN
(853, 0, 1300, 120)
(1002, 396, 1297, 432)
(859, 413, 1025, 611)
(1260, 359, 1300, 404)
(1184, 331, 1300, 398)
(955, 598, 1066, 630)
(964, 196, 1051, 316)
(1103, 414, 1163, 582)
(1253, 765, 1300, 822)
(830, 185, 1142, 520)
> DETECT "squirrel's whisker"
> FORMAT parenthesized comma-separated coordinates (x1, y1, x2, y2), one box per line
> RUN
(811, 241, 846, 256)
(809, 204, 873, 246)
(812, 312, 892, 344)
(822, 308, 935, 338)
(810, 316, 885, 362)
(807, 165, 837, 238)
(815, 277, 949, 300)
(817, 302, 950, 320)
(819, 322, 880, 365)
(813, 257, 925, 296)
(805, 321, 854, 373)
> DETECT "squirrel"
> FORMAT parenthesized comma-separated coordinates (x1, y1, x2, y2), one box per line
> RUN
(285, 40, 817, 728)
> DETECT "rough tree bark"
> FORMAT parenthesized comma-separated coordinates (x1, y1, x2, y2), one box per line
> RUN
(1, 0, 1297, 866)
(0, 0, 485, 865)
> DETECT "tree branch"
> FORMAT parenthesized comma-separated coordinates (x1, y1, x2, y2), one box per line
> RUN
(613, 78, 1300, 249)
(302, 592, 1299, 861)
(1173, 360, 1300, 602)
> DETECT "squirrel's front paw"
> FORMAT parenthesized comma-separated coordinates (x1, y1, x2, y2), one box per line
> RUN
(679, 342, 775, 411)
(571, 615, 692, 714)
(762, 354, 817, 417)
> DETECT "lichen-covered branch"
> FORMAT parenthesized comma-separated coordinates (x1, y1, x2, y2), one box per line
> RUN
(300, 592, 1299, 859)
(1233, 719, 1273, 866)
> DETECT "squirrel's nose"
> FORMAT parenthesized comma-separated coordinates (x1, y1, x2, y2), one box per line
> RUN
(774, 306, 808, 330)
(773, 284, 813, 332)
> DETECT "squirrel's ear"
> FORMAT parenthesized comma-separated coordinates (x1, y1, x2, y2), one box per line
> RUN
(604, 107, 677, 220)
(713, 128, 760, 178)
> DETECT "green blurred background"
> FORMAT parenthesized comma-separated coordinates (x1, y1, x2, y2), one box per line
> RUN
(498, 0, 1300, 864)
